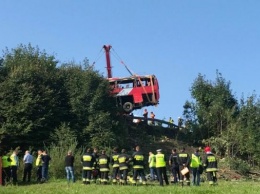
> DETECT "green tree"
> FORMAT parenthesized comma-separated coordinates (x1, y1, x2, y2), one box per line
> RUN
(0, 44, 66, 148)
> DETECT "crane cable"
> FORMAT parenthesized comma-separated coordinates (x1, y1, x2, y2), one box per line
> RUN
(91, 47, 104, 66)
(111, 47, 134, 76)
(111, 47, 156, 105)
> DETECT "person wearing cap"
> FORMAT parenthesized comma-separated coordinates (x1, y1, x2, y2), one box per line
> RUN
(155, 149, 169, 186)
(177, 147, 191, 186)
(203, 146, 218, 185)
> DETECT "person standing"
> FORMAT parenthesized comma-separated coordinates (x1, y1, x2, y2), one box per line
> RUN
(118, 149, 130, 185)
(203, 146, 218, 185)
(98, 150, 110, 184)
(150, 112, 155, 125)
(169, 148, 179, 184)
(143, 109, 148, 123)
(41, 150, 51, 182)
(190, 148, 202, 186)
(168, 117, 174, 128)
(35, 150, 43, 182)
(82, 148, 95, 184)
(23, 150, 33, 182)
(177, 147, 190, 186)
(1, 151, 11, 185)
(10, 150, 19, 184)
(155, 149, 169, 186)
(132, 146, 147, 185)
(148, 151, 157, 181)
(65, 150, 75, 183)
(92, 147, 100, 183)
(111, 147, 120, 184)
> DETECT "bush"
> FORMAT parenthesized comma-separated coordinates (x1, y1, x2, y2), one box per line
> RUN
(228, 158, 250, 175)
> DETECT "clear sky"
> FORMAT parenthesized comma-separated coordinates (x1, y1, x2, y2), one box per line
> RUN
(1, 0, 260, 124)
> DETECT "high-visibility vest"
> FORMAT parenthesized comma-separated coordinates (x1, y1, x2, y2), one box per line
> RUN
(155, 153, 166, 168)
(2, 155, 10, 168)
(10, 154, 18, 166)
(36, 154, 42, 166)
(190, 154, 201, 168)
(149, 154, 156, 168)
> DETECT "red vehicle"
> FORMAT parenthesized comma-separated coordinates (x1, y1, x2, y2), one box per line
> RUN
(103, 45, 160, 113)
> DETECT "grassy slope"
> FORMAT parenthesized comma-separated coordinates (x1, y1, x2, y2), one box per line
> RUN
(1, 181, 259, 194)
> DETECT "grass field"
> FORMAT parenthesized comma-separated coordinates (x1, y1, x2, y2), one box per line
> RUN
(0, 180, 259, 194)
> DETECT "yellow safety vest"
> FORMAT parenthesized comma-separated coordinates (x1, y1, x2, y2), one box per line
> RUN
(10, 154, 18, 166)
(2, 155, 10, 168)
(190, 154, 201, 168)
(36, 154, 42, 166)
(155, 153, 166, 168)
(149, 154, 156, 168)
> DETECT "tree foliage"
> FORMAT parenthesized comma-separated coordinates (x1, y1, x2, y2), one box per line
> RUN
(184, 71, 260, 166)
(0, 44, 127, 151)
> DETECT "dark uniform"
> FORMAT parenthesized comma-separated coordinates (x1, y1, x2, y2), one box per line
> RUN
(203, 148, 218, 185)
(92, 148, 100, 182)
(111, 148, 120, 184)
(169, 149, 180, 184)
(177, 148, 190, 186)
(81, 149, 95, 184)
(118, 149, 130, 185)
(98, 151, 110, 184)
(2, 154, 11, 185)
(132, 147, 147, 185)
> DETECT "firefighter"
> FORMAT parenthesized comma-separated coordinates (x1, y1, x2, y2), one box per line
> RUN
(92, 148, 100, 183)
(1, 151, 11, 185)
(203, 146, 218, 185)
(169, 148, 179, 184)
(10, 150, 19, 184)
(98, 150, 110, 184)
(155, 149, 169, 186)
(81, 148, 95, 184)
(190, 148, 202, 186)
(131, 146, 147, 185)
(177, 147, 190, 186)
(118, 149, 130, 185)
(111, 147, 120, 184)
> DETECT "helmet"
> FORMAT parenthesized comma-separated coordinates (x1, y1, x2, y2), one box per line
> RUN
(204, 146, 211, 152)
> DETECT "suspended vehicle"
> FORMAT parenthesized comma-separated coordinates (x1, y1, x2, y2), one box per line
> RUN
(103, 45, 160, 113)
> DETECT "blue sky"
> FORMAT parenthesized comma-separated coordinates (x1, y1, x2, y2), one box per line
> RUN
(1, 0, 260, 124)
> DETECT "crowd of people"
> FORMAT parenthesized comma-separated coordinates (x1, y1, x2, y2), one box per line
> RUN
(1, 149, 51, 185)
(1, 146, 218, 187)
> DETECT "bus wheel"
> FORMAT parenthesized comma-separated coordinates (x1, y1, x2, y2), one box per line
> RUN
(123, 102, 133, 113)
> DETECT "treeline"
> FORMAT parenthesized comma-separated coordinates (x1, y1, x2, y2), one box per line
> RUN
(1, 44, 259, 173)
(183, 71, 260, 168)
(0, 44, 128, 151)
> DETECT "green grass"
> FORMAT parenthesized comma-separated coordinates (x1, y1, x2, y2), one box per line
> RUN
(0, 180, 259, 194)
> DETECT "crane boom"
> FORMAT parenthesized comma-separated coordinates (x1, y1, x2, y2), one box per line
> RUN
(103, 45, 112, 78)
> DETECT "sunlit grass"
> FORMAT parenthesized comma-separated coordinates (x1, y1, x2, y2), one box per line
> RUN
(0, 180, 259, 194)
